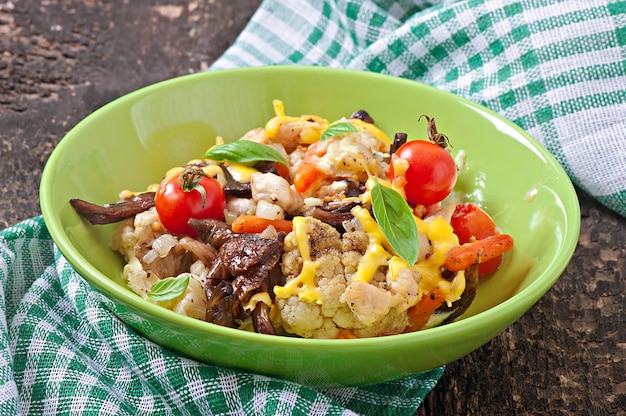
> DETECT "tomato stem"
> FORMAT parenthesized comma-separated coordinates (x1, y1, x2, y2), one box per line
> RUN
(419, 114, 452, 149)
(178, 166, 208, 208)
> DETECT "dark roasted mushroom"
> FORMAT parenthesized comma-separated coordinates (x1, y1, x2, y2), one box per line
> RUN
(252, 301, 276, 335)
(255, 160, 283, 176)
(306, 207, 354, 230)
(220, 232, 285, 300)
(70, 192, 156, 225)
(190, 217, 285, 334)
(439, 261, 480, 324)
(350, 109, 375, 124)
(188, 218, 235, 249)
(178, 236, 220, 266)
(390, 132, 408, 155)
(337, 180, 366, 198)
(303, 198, 361, 231)
(206, 280, 242, 328)
(222, 164, 252, 198)
(205, 257, 227, 291)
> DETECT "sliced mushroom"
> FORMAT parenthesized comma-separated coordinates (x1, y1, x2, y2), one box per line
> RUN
(252, 302, 276, 335)
(70, 192, 156, 224)
(206, 280, 242, 328)
(440, 261, 480, 324)
(188, 218, 235, 249)
(390, 133, 408, 155)
(221, 164, 252, 198)
(220, 232, 285, 300)
(305, 207, 354, 230)
(350, 109, 375, 124)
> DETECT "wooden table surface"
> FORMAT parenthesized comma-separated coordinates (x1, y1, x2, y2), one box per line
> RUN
(2, 1, 625, 415)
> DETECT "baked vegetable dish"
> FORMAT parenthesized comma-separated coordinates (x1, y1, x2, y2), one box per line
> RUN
(71, 100, 514, 339)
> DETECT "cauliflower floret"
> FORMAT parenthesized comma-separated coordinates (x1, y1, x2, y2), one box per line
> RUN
(123, 256, 159, 298)
(275, 217, 418, 339)
(277, 218, 350, 338)
(111, 215, 160, 298)
(111, 218, 136, 260)
(173, 272, 208, 320)
(110, 209, 209, 320)
(278, 296, 325, 336)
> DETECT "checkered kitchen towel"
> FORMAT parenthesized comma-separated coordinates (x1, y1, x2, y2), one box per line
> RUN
(2, 1, 625, 416)
(213, 0, 626, 218)
(0, 217, 443, 416)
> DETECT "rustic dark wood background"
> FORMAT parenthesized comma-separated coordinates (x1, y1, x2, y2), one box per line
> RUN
(2, 1, 625, 415)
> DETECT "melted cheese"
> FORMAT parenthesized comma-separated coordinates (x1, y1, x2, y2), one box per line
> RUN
(273, 217, 322, 303)
(414, 217, 465, 305)
(350, 118, 390, 144)
(273, 198, 465, 308)
(362, 176, 393, 205)
(243, 292, 273, 312)
(264, 99, 328, 144)
(351, 205, 464, 304)
(351, 206, 393, 283)
(226, 164, 257, 183)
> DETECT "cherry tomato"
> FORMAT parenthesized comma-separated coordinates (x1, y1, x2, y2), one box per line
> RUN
(450, 202, 502, 276)
(389, 140, 457, 206)
(155, 167, 225, 238)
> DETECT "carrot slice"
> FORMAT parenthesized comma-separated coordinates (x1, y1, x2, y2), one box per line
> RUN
(292, 141, 328, 193)
(275, 162, 290, 179)
(336, 329, 357, 339)
(405, 288, 446, 333)
(444, 234, 514, 272)
(293, 159, 325, 193)
(231, 215, 293, 234)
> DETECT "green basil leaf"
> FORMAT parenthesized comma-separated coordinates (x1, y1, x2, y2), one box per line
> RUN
(371, 181, 419, 265)
(320, 121, 358, 141)
(147, 274, 190, 303)
(203, 141, 287, 165)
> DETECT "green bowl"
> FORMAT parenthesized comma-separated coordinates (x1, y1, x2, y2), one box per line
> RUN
(40, 66, 580, 387)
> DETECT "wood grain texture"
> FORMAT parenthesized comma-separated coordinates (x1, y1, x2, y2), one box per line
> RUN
(2, 2, 624, 414)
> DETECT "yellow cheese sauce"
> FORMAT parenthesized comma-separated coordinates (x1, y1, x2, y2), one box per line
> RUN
(414, 217, 465, 305)
(274, 205, 464, 307)
(265, 99, 328, 144)
(273, 216, 323, 304)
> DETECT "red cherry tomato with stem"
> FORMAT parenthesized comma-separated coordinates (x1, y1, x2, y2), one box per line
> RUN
(389, 140, 457, 206)
(155, 166, 226, 238)
(450, 202, 503, 276)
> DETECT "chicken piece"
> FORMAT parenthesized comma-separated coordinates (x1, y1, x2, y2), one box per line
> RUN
(250, 172, 304, 214)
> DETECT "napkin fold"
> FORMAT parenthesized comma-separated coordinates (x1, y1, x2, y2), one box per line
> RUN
(212, 0, 626, 218)
(0, 217, 443, 416)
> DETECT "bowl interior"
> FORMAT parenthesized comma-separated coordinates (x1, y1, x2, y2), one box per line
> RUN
(40, 66, 580, 386)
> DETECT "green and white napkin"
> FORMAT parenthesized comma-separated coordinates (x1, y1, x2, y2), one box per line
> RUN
(3, 0, 625, 415)
(0, 218, 442, 416)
